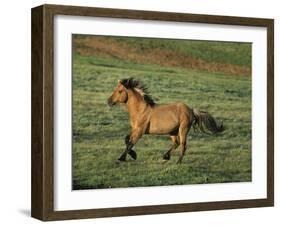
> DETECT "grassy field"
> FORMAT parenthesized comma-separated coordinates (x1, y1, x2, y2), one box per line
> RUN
(72, 36, 252, 190)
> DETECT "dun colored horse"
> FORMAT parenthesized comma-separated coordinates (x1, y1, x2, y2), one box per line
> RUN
(107, 78, 224, 164)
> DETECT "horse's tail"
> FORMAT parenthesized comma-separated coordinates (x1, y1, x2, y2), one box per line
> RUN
(191, 108, 224, 135)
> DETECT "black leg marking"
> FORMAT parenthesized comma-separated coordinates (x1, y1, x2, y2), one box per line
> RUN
(118, 153, 127, 161)
(118, 134, 135, 161)
(163, 152, 171, 160)
(128, 149, 137, 160)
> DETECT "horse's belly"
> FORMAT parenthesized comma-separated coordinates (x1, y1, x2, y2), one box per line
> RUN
(148, 111, 179, 135)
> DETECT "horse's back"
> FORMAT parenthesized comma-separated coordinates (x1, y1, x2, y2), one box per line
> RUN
(153, 102, 191, 115)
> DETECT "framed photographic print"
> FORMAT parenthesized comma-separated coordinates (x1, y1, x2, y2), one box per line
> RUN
(31, 4, 274, 221)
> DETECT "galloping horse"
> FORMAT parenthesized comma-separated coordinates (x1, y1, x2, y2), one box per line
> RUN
(107, 78, 224, 164)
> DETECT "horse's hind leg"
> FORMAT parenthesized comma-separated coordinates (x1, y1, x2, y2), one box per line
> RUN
(177, 123, 191, 164)
(163, 136, 179, 160)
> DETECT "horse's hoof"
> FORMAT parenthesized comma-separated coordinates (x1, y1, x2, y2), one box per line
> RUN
(176, 160, 182, 164)
(128, 150, 137, 160)
(118, 155, 126, 161)
(163, 153, 170, 160)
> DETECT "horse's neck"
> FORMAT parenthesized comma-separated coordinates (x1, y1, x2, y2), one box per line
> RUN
(126, 90, 151, 125)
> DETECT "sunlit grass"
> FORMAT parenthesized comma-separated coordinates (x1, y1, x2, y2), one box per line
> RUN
(72, 54, 251, 190)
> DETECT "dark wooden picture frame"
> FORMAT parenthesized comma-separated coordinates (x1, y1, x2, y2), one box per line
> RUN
(31, 4, 274, 221)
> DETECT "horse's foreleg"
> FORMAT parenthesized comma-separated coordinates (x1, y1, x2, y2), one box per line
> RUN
(163, 136, 179, 160)
(118, 135, 131, 161)
(126, 136, 137, 160)
(118, 129, 143, 161)
(124, 134, 137, 159)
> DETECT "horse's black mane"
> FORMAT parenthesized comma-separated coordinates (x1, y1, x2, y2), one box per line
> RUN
(120, 78, 156, 106)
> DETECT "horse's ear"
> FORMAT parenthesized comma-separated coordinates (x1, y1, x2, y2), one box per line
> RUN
(119, 79, 130, 88)
(118, 79, 125, 86)
(118, 79, 127, 89)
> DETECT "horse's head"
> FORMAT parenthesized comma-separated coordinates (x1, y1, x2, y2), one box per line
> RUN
(107, 80, 128, 107)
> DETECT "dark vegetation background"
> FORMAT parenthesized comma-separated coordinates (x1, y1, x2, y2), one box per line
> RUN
(72, 35, 252, 189)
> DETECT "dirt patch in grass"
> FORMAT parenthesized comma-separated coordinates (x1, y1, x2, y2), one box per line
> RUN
(73, 36, 251, 76)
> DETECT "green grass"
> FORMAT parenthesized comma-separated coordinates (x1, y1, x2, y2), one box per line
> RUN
(72, 53, 252, 190)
